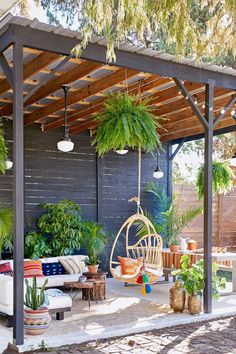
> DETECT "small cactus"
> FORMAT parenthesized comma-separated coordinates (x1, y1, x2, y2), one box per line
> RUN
(24, 276, 48, 310)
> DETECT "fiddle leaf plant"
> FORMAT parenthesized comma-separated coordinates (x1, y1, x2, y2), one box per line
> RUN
(92, 93, 163, 156)
(196, 160, 233, 200)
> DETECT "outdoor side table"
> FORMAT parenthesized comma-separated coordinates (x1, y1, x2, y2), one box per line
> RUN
(83, 271, 107, 300)
(63, 281, 94, 309)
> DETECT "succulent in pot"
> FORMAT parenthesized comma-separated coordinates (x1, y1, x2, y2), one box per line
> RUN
(24, 277, 50, 335)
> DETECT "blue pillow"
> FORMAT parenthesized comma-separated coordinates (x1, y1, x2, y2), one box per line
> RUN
(42, 262, 65, 276)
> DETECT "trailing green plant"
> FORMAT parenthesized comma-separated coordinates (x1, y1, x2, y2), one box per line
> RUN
(0, 205, 13, 255)
(24, 231, 51, 259)
(92, 93, 162, 156)
(196, 160, 233, 200)
(82, 221, 109, 265)
(24, 277, 48, 310)
(172, 255, 226, 299)
(37, 199, 83, 256)
(136, 183, 202, 247)
(0, 127, 7, 175)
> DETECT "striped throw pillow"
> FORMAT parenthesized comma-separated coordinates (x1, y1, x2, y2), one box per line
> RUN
(0, 262, 13, 276)
(24, 260, 43, 278)
(59, 257, 83, 275)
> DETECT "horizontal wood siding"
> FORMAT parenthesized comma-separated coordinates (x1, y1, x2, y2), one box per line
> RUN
(0, 122, 169, 269)
(174, 183, 236, 250)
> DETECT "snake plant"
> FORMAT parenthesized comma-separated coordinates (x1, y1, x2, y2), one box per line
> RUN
(24, 277, 48, 310)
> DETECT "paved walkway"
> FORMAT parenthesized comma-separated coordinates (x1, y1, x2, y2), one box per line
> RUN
(22, 316, 236, 354)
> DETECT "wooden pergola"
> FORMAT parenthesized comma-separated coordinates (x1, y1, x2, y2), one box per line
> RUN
(0, 14, 236, 346)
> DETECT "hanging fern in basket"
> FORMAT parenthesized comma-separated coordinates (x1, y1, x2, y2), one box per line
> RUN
(196, 161, 233, 200)
(92, 93, 163, 156)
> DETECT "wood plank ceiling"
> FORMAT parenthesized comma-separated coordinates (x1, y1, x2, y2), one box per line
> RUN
(0, 46, 235, 142)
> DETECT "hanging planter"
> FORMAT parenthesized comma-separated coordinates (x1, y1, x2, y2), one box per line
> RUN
(196, 160, 233, 200)
(92, 93, 162, 156)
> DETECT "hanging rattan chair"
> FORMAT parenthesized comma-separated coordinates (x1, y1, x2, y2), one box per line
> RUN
(109, 148, 163, 285)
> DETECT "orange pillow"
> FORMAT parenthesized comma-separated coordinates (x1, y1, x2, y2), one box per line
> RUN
(117, 256, 143, 275)
(24, 260, 43, 278)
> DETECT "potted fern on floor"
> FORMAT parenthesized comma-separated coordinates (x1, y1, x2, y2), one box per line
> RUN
(24, 277, 50, 335)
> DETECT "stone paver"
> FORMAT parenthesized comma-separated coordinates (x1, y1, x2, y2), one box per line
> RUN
(22, 317, 236, 354)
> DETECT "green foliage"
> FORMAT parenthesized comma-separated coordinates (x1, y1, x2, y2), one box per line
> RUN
(0, 206, 13, 254)
(36, 0, 236, 66)
(92, 93, 162, 156)
(196, 160, 233, 200)
(24, 231, 51, 259)
(81, 221, 109, 265)
(24, 276, 48, 310)
(173, 255, 226, 298)
(136, 183, 202, 246)
(0, 128, 7, 175)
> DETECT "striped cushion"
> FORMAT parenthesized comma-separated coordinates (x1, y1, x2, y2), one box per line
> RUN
(0, 262, 13, 276)
(24, 260, 43, 278)
(59, 257, 83, 275)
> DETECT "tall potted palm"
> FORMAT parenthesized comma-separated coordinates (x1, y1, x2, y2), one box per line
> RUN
(0, 206, 13, 258)
(82, 221, 109, 274)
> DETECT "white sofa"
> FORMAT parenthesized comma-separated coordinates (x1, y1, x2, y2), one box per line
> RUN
(0, 255, 87, 325)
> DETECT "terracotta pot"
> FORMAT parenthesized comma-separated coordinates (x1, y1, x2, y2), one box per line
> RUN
(188, 240, 197, 251)
(88, 264, 99, 274)
(24, 307, 50, 335)
(170, 245, 180, 253)
(169, 281, 186, 313)
(188, 294, 202, 315)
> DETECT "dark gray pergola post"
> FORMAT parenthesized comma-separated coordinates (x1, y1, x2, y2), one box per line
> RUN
(167, 143, 173, 200)
(203, 80, 215, 313)
(13, 41, 24, 345)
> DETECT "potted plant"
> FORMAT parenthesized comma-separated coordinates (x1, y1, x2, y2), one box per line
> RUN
(92, 93, 163, 156)
(196, 160, 233, 200)
(0, 205, 12, 258)
(173, 255, 226, 315)
(136, 184, 202, 251)
(24, 277, 50, 335)
(82, 221, 109, 274)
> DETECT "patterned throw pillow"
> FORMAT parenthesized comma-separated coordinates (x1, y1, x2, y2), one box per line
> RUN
(117, 256, 143, 275)
(0, 262, 13, 276)
(24, 260, 43, 278)
(59, 257, 83, 275)
(42, 262, 65, 276)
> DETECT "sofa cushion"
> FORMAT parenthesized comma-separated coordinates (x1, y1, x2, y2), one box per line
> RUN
(24, 260, 44, 278)
(0, 262, 13, 276)
(60, 256, 84, 275)
(42, 262, 65, 276)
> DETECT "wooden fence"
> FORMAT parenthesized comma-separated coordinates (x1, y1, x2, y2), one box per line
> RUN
(174, 184, 236, 250)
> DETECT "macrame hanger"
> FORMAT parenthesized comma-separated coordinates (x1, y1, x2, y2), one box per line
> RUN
(137, 81, 143, 215)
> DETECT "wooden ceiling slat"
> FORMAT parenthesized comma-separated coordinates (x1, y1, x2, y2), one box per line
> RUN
(0, 51, 60, 115)
(161, 115, 235, 142)
(43, 75, 170, 131)
(24, 68, 140, 125)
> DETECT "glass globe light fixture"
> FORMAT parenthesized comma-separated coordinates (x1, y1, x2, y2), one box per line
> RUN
(57, 85, 74, 152)
(6, 158, 13, 170)
(116, 148, 128, 155)
(153, 151, 164, 179)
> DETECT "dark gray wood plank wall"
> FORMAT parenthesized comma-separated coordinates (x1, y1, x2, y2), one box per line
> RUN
(1, 122, 169, 268)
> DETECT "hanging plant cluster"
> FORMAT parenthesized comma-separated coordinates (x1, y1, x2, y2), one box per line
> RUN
(92, 93, 162, 156)
(196, 160, 234, 200)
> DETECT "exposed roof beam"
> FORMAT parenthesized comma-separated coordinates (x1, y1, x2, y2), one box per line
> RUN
(0, 51, 60, 112)
(43, 75, 170, 131)
(24, 68, 139, 125)
(9, 23, 236, 90)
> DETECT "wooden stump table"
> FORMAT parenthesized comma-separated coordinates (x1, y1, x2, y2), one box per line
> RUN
(82, 271, 107, 301)
(64, 281, 94, 309)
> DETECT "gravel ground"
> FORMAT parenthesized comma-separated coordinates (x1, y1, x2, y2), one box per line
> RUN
(18, 316, 236, 354)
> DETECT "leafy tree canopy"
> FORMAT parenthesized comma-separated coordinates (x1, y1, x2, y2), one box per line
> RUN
(20, 0, 236, 66)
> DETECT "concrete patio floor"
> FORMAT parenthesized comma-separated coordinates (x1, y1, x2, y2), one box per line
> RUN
(1, 278, 236, 353)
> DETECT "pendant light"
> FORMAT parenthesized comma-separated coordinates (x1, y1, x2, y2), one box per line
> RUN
(116, 148, 128, 155)
(57, 85, 74, 152)
(153, 151, 164, 179)
(3, 118, 13, 170)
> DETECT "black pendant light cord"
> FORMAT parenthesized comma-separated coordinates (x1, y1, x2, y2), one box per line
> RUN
(62, 85, 70, 138)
